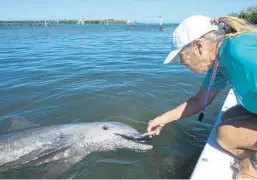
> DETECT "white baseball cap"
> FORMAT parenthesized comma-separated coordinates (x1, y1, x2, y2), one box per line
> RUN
(163, 15, 218, 64)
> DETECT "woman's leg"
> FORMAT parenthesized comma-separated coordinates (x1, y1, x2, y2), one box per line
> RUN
(217, 114, 257, 158)
(216, 105, 257, 179)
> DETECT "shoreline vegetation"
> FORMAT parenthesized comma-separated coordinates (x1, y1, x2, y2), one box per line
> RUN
(1, 6, 256, 25)
(229, 6, 257, 24)
(0, 19, 136, 24)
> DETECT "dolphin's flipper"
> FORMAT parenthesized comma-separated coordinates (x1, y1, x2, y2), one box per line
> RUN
(0, 149, 44, 171)
(31, 146, 71, 166)
(0, 146, 71, 171)
(41, 156, 84, 178)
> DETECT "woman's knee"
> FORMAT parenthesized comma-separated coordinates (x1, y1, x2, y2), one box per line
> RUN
(216, 124, 236, 151)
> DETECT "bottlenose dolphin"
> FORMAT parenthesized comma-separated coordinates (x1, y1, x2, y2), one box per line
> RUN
(0, 121, 152, 173)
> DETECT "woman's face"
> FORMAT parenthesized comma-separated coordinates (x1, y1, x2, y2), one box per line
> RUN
(178, 39, 217, 74)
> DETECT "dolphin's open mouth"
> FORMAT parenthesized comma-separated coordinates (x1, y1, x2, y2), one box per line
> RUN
(115, 133, 152, 144)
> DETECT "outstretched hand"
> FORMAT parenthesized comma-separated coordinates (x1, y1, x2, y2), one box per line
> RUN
(147, 117, 166, 136)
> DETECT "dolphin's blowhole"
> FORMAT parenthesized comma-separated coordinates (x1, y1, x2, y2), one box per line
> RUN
(102, 125, 109, 130)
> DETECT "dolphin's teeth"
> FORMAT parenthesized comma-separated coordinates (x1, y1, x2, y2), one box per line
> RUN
(115, 133, 152, 143)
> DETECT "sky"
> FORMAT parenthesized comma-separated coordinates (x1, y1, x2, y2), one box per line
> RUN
(1, 0, 257, 23)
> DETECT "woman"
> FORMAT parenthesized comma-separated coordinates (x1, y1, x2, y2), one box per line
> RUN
(147, 15, 257, 179)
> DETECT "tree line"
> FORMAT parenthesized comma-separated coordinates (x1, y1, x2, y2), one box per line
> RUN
(0, 19, 130, 24)
(229, 6, 257, 24)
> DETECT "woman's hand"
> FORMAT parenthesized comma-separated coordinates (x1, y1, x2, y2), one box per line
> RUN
(147, 116, 167, 136)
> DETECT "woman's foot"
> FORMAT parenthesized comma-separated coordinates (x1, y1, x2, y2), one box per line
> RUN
(231, 155, 257, 179)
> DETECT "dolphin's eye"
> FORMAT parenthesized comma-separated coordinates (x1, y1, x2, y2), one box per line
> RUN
(102, 125, 109, 130)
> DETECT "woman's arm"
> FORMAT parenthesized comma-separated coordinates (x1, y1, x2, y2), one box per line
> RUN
(147, 87, 220, 135)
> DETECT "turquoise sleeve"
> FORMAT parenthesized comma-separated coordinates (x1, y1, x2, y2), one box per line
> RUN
(201, 68, 228, 90)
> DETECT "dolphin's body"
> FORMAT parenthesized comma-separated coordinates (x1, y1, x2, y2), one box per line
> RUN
(0, 121, 152, 174)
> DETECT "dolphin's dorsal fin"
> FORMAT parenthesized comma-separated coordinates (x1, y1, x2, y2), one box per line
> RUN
(5, 116, 39, 132)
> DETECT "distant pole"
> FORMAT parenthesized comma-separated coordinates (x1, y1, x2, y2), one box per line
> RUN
(145, 21, 149, 29)
(106, 19, 109, 31)
(81, 19, 86, 40)
(126, 20, 130, 32)
(44, 20, 49, 41)
(159, 16, 163, 32)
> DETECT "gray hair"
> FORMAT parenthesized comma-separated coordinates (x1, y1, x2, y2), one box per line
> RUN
(200, 29, 226, 43)
(181, 29, 225, 52)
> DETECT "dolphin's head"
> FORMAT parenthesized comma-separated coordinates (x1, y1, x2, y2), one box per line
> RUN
(80, 122, 153, 153)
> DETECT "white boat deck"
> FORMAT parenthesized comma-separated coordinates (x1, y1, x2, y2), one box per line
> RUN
(190, 89, 238, 180)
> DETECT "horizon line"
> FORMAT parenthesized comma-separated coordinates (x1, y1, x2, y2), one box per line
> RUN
(0, 18, 180, 23)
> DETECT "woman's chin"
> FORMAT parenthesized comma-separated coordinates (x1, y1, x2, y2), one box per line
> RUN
(190, 68, 205, 74)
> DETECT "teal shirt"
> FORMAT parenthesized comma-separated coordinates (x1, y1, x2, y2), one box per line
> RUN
(202, 32, 257, 114)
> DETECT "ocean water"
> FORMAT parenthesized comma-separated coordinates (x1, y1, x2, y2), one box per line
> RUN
(0, 23, 228, 178)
